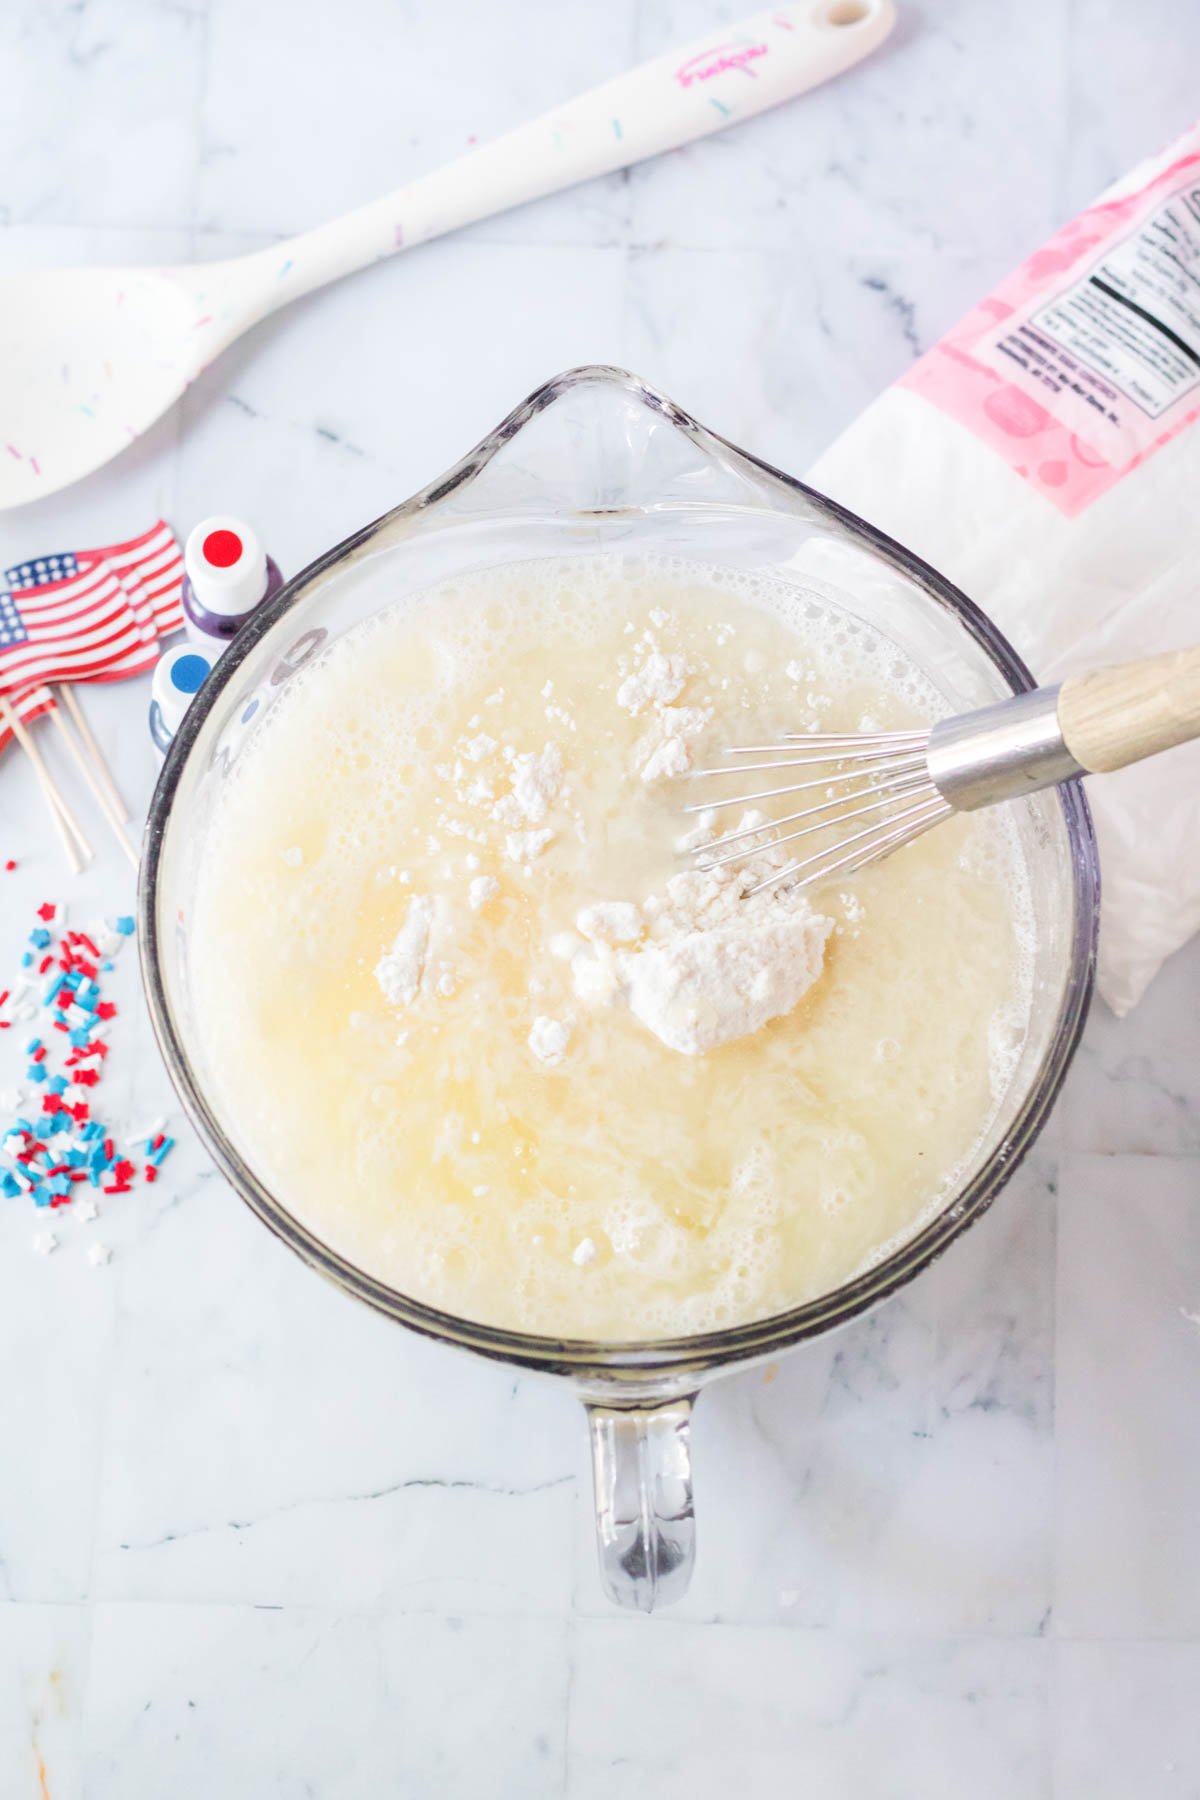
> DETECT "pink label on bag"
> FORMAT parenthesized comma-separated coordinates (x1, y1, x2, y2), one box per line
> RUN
(900, 132, 1200, 516)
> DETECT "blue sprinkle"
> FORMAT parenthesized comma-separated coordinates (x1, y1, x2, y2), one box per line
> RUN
(48, 1075, 68, 1095)
(29, 928, 51, 949)
(115, 917, 135, 936)
(68, 1028, 91, 1048)
(33, 1190, 51, 1208)
(26, 1064, 46, 1084)
(149, 1136, 176, 1168)
(21, 952, 33, 968)
(101, 961, 113, 972)
(24, 1038, 42, 1054)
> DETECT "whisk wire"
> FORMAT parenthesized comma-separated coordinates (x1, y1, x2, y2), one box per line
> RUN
(746, 791, 951, 896)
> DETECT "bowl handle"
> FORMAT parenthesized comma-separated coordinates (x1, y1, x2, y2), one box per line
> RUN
(586, 1396, 697, 1612)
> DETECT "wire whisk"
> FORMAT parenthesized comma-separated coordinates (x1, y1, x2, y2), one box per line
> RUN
(678, 644, 1200, 895)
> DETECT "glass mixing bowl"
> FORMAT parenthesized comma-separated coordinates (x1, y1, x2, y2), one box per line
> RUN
(139, 367, 1099, 1611)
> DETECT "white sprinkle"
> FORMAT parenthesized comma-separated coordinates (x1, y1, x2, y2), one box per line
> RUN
(126, 1116, 166, 1148)
(32, 1232, 57, 1256)
(76, 1197, 99, 1223)
(472, 1184, 490, 1198)
(572, 1237, 597, 1267)
(87, 1242, 112, 1268)
(549, 930, 580, 961)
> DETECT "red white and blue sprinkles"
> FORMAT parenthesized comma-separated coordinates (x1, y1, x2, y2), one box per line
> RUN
(1, 897, 174, 1260)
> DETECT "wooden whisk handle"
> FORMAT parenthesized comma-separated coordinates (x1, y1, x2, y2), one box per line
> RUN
(1057, 645, 1200, 774)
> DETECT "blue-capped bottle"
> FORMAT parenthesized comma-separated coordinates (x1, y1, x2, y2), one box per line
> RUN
(149, 644, 214, 766)
(182, 516, 283, 654)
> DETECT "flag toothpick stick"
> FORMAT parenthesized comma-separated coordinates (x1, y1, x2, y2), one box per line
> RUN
(0, 695, 91, 872)
(56, 684, 129, 822)
(47, 707, 138, 867)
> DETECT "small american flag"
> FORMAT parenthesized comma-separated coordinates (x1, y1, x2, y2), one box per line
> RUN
(0, 683, 57, 755)
(0, 520, 185, 697)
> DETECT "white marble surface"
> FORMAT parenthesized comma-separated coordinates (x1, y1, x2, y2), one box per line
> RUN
(3, 1, 1200, 1793)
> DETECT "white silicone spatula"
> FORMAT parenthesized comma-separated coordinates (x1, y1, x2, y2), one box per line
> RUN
(0, 0, 894, 509)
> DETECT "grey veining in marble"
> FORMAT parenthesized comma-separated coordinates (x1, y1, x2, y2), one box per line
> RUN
(4, 1, 1200, 1793)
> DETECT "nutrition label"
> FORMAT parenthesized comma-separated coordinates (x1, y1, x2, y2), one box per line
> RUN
(1021, 185, 1200, 422)
(902, 130, 1200, 515)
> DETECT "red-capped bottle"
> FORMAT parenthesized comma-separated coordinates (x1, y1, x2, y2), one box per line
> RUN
(182, 516, 283, 654)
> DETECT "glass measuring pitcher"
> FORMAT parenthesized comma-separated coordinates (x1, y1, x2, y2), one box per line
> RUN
(139, 368, 1098, 1611)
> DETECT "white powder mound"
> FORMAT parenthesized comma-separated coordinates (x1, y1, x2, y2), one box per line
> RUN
(620, 905, 831, 1055)
(617, 651, 689, 714)
(468, 875, 500, 912)
(375, 895, 435, 1007)
(505, 828, 555, 864)
(576, 901, 642, 945)
(495, 744, 562, 825)
(641, 736, 690, 783)
(528, 1015, 571, 1064)
(574, 858, 833, 1056)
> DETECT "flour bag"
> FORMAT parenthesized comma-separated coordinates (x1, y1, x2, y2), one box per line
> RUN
(809, 122, 1200, 1013)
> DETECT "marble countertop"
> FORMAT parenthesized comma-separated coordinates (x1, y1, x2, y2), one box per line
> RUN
(4, 1, 1200, 1793)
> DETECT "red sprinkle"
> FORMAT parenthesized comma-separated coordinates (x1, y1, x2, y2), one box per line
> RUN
(76, 933, 100, 957)
(96, 1002, 117, 1022)
(4, 860, 15, 872)
(72, 1069, 99, 1088)
(145, 1165, 158, 1183)
(52, 1020, 69, 1033)
(112, 1158, 134, 1184)
(31, 1045, 47, 1064)
(38, 955, 54, 976)
(36, 902, 56, 922)
(0, 989, 9, 1008)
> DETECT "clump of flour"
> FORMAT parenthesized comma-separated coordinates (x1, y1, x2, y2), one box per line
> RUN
(570, 819, 833, 1055)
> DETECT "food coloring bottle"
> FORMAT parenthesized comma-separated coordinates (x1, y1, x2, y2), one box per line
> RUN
(149, 644, 214, 766)
(182, 516, 283, 654)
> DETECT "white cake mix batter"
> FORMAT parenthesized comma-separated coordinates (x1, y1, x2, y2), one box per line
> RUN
(190, 555, 1033, 1340)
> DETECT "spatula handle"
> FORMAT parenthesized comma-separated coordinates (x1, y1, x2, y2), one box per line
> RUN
(1058, 645, 1200, 773)
(262, 1, 894, 304)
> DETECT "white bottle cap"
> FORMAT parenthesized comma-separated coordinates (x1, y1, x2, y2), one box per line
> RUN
(184, 516, 269, 620)
(152, 644, 214, 738)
